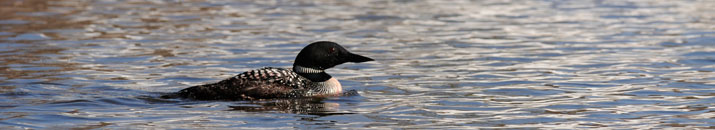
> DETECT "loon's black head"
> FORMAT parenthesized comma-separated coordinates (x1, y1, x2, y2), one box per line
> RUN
(293, 41, 374, 70)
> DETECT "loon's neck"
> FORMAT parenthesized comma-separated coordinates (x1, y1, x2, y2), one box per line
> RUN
(293, 65, 342, 96)
(293, 65, 332, 82)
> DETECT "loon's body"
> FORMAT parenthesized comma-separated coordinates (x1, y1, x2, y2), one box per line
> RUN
(172, 41, 373, 100)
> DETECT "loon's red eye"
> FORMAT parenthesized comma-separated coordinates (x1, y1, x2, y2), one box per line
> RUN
(329, 47, 336, 53)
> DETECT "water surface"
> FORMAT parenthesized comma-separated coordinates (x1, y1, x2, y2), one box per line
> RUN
(1, 0, 714, 129)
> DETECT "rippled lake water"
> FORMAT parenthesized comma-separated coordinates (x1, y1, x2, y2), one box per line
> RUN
(1, 0, 714, 129)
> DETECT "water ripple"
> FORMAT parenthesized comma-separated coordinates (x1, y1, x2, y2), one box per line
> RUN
(0, 0, 713, 129)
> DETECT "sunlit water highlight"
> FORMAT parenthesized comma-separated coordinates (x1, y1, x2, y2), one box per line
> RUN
(1, 0, 713, 129)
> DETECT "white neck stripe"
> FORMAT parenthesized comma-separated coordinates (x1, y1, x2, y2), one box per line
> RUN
(293, 66, 324, 73)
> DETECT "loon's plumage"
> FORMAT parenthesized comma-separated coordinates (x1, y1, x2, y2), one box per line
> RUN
(171, 41, 374, 100)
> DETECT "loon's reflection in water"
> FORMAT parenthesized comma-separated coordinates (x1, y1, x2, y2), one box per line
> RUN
(228, 99, 340, 115)
(228, 90, 360, 115)
(138, 90, 359, 115)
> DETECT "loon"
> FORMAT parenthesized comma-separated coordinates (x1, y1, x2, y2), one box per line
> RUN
(169, 41, 374, 100)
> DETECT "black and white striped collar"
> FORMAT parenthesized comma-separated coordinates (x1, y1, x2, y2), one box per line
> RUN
(293, 65, 324, 74)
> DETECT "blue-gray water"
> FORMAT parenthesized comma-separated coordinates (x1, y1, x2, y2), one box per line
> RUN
(1, 0, 714, 129)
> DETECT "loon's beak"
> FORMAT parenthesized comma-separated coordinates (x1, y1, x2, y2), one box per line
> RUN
(346, 52, 374, 63)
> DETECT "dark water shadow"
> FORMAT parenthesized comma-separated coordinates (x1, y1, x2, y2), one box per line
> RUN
(227, 98, 356, 116)
(227, 90, 361, 116)
(136, 90, 360, 116)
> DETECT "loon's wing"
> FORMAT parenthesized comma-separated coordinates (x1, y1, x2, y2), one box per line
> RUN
(175, 67, 308, 100)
